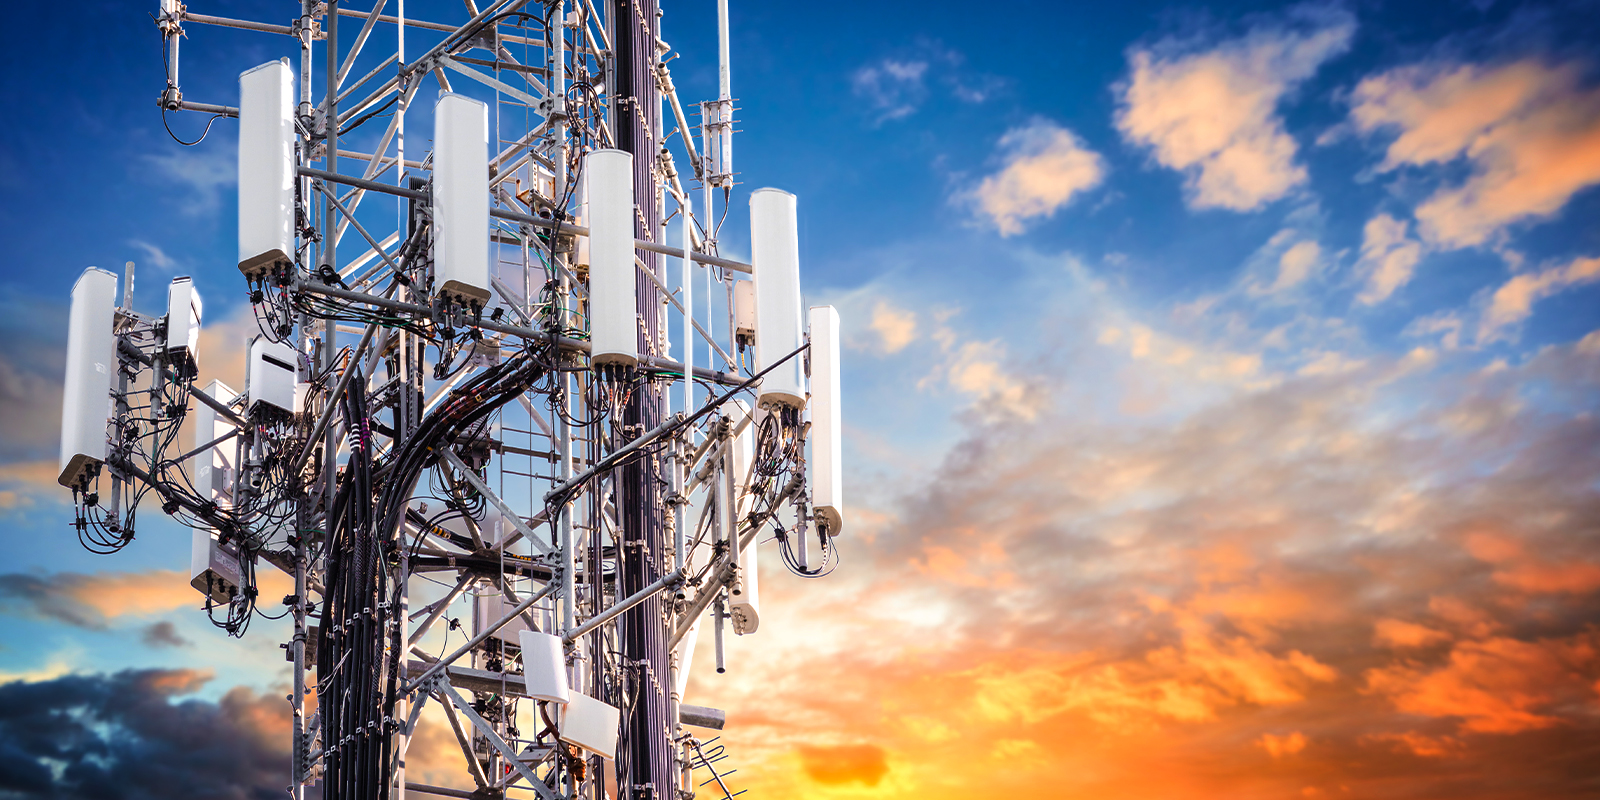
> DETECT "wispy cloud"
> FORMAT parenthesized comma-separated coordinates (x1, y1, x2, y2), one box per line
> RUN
(1349, 59, 1600, 249)
(1356, 213, 1425, 304)
(128, 239, 181, 273)
(0, 570, 195, 629)
(851, 42, 1003, 125)
(1479, 255, 1600, 342)
(968, 119, 1106, 236)
(1116, 5, 1355, 211)
(852, 58, 931, 124)
(142, 146, 235, 217)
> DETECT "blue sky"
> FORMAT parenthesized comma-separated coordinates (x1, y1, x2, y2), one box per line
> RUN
(2, 0, 1599, 796)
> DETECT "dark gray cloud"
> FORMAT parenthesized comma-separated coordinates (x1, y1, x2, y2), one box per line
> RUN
(0, 574, 101, 629)
(141, 621, 190, 649)
(0, 669, 300, 800)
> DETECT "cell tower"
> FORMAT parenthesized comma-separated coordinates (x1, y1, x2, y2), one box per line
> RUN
(57, 1, 844, 797)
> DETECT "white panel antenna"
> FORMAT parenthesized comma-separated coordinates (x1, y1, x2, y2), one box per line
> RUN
(165, 277, 203, 376)
(587, 149, 638, 367)
(432, 93, 492, 306)
(808, 306, 843, 535)
(237, 61, 295, 278)
(728, 400, 760, 633)
(475, 591, 532, 644)
(559, 691, 621, 758)
(573, 168, 591, 269)
(750, 188, 805, 408)
(193, 379, 237, 507)
(518, 630, 572, 704)
(58, 267, 118, 488)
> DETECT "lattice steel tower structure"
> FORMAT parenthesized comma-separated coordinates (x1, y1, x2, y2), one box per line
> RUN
(55, 1, 845, 797)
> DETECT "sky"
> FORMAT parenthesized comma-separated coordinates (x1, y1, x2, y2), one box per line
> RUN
(1, 0, 1599, 798)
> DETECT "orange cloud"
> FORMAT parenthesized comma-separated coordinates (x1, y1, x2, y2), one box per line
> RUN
(869, 301, 917, 354)
(69, 570, 196, 620)
(1116, 9, 1354, 210)
(1363, 730, 1460, 758)
(1351, 60, 1600, 248)
(970, 119, 1105, 235)
(0, 569, 197, 628)
(568, 327, 1600, 799)
(797, 743, 889, 786)
(1465, 531, 1600, 595)
(1257, 731, 1307, 758)
(1364, 633, 1600, 733)
(1373, 619, 1450, 649)
(1480, 256, 1600, 342)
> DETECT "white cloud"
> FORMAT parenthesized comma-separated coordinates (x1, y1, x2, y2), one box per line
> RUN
(1269, 240, 1322, 293)
(1479, 255, 1600, 342)
(143, 147, 236, 217)
(852, 59, 931, 124)
(1404, 310, 1463, 350)
(869, 301, 917, 354)
(971, 120, 1106, 236)
(1349, 60, 1600, 248)
(1356, 214, 1425, 304)
(1115, 7, 1355, 211)
(852, 43, 1001, 124)
(129, 240, 181, 274)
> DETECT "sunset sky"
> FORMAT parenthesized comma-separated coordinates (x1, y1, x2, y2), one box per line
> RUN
(2, 0, 1599, 797)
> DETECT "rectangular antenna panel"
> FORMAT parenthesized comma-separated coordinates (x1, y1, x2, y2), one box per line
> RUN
(190, 528, 242, 604)
(238, 61, 295, 278)
(728, 399, 760, 634)
(58, 268, 119, 488)
(809, 305, 843, 535)
(573, 168, 590, 268)
(165, 277, 203, 372)
(194, 379, 237, 507)
(559, 691, 621, 758)
(248, 339, 298, 416)
(474, 592, 532, 645)
(750, 188, 805, 408)
(733, 280, 756, 345)
(432, 93, 491, 305)
(517, 630, 571, 704)
(586, 149, 638, 367)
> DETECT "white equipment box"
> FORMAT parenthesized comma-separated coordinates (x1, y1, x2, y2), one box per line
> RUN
(165, 277, 203, 375)
(248, 338, 299, 416)
(190, 528, 242, 605)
